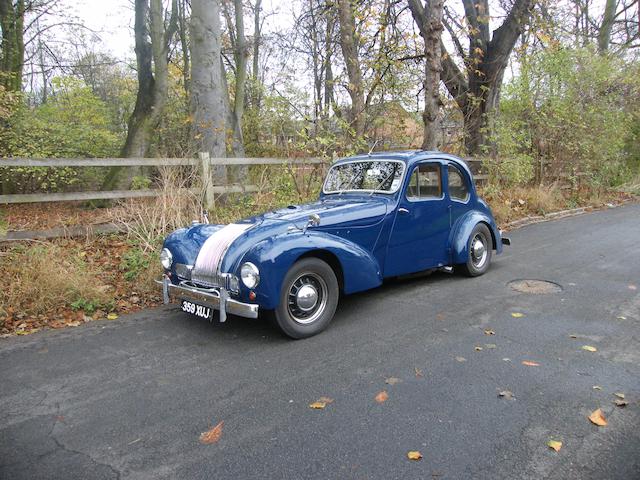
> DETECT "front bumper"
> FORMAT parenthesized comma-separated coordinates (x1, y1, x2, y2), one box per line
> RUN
(157, 275, 259, 322)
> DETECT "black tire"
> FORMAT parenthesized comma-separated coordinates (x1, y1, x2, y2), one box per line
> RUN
(274, 258, 339, 339)
(457, 223, 493, 277)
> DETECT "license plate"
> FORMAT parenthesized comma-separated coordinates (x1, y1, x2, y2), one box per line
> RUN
(181, 300, 212, 320)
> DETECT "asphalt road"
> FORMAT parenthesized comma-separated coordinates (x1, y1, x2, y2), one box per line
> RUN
(2, 204, 640, 480)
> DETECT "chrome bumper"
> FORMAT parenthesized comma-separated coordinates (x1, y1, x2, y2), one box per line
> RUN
(157, 276, 259, 322)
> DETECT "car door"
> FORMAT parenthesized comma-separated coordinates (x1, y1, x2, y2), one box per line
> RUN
(446, 162, 472, 230)
(384, 162, 450, 277)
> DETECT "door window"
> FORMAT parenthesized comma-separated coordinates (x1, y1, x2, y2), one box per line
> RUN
(406, 164, 442, 200)
(448, 165, 469, 202)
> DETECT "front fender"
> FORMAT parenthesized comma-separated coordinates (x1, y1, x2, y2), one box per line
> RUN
(450, 210, 503, 265)
(238, 231, 383, 309)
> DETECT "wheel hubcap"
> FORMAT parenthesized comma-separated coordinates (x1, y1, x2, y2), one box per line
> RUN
(471, 234, 488, 268)
(296, 284, 318, 311)
(287, 273, 328, 325)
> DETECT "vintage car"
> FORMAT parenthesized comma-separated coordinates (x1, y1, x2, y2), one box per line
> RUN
(159, 150, 509, 338)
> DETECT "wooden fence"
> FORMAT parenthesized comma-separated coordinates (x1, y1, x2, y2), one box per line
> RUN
(0, 155, 486, 206)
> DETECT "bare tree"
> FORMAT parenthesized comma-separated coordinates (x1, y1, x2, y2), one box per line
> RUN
(408, 0, 444, 150)
(420, 0, 535, 154)
(120, 0, 178, 159)
(190, 0, 226, 180)
(336, 0, 366, 138)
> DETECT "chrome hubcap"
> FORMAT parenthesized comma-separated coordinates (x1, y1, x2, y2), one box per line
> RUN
(471, 234, 488, 268)
(287, 273, 328, 325)
(296, 284, 318, 311)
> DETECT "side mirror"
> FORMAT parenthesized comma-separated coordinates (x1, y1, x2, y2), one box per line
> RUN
(303, 213, 321, 233)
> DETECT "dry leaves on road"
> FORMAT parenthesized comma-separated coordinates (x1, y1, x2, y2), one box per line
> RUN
(498, 390, 515, 400)
(511, 312, 525, 318)
(581, 345, 597, 352)
(375, 391, 389, 404)
(455, 356, 467, 363)
(199, 421, 223, 444)
(629, 284, 637, 291)
(414, 367, 424, 378)
(309, 397, 334, 409)
(385, 377, 401, 386)
(407, 451, 423, 461)
(547, 440, 562, 452)
(613, 393, 628, 407)
(522, 360, 540, 367)
(588, 408, 607, 426)
(593, 385, 602, 390)
(474, 346, 483, 351)
(484, 329, 495, 335)
(107, 313, 118, 320)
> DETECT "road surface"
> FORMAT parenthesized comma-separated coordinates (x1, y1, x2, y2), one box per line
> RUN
(1, 203, 639, 479)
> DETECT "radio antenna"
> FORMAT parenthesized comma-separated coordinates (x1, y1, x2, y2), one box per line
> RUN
(368, 139, 380, 156)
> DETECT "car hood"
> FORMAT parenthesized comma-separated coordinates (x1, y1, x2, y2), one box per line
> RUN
(247, 195, 390, 229)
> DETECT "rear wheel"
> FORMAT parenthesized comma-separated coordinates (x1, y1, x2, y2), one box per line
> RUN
(458, 223, 493, 277)
(274, 258, 339, 339)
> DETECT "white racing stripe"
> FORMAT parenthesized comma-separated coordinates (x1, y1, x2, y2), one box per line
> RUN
(191, 223, 252, 286)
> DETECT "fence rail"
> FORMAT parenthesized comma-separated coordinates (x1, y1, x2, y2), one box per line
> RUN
(0, 155, 485, 205)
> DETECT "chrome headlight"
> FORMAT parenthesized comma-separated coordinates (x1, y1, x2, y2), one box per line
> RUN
(240, 262, 260, 288)
(160, 248, 173, 270)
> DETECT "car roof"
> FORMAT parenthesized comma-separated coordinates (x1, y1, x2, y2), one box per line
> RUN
(333, 150, 474, 178)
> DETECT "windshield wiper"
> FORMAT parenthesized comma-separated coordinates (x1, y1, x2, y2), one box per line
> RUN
(370, 169, 396, 196)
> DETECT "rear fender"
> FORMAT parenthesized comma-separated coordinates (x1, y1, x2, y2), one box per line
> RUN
(450, 211, 503, 265)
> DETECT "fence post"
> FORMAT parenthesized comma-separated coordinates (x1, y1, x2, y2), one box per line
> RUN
(199, 152, 215, 210)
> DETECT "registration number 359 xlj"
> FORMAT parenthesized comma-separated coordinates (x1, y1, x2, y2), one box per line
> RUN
(181, 300, 212, 319)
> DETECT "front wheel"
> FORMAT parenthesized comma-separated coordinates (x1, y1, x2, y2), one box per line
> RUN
(457, 223, 493, 277)
(274, 258, 339, 339)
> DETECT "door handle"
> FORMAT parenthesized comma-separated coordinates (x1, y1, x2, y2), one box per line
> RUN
(398, 207, 410, 214)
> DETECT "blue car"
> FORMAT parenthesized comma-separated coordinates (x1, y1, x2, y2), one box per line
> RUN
(159, 151, 509, 338)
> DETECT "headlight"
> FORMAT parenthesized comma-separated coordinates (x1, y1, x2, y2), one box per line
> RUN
(160, 248, 173, 270)
(240, 262, 260, 288)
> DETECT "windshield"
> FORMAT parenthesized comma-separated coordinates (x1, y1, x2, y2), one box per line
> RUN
(323, 160, 405, 194)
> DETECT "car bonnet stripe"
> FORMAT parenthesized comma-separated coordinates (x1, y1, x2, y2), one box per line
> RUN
(191, 223, 252, 283)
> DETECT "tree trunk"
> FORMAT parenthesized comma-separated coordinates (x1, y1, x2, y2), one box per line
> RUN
(597, 0, 616, 53)
(106, 0, 177, 189)
(408, 0, 444, 150)
(190, 0, 226, 183)
(337, 0, 366, 138)
(178, 0, 191, 98)
(0, 0, 25, 91)
(251, 0, 262, 109)
(231, 0, 247, 159)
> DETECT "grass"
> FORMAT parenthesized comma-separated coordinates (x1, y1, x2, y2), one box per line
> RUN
(0, 243, 110, 321)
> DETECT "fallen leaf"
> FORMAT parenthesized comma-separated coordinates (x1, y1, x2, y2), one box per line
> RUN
(414, 367, 423, 378)
(484, 329, 495, 335)
(581, 345, 597, 352)
(199, 421, 223, 444)
(614, 399, 629, 407)
(616, 316, 627, 320)
(522, 360, 540, 367)
(436, 313, 445, 321)
(498, 390, 515, 400)
(588, 408, 607, 426)
(614, 392, 625, 399)
(385, 377, 401, 385)
(569, 334, 578, 339)
(511, 312, 525, 318)
(485, 344, 497, 349)
(593, 385, 602, 390)
(475, 346, 483, 351)
(375, 391, 389, 403)
(66, 321, 81, 327)
(455, 356, 467, 362)
(107, 313, 118, 320)
(547, 440, 562, 452)
(502, 358, 511, 362)
(309, 401, 327, 409)
(629, 285, 637, 291)
(407, 451, 423, 460)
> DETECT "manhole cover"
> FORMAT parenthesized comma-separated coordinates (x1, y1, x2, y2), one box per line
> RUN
(508, 279, 563, 294)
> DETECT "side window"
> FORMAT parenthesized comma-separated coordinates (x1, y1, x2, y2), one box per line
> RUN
(448, 165, 469, 202)
(407, 164, 442, 200)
